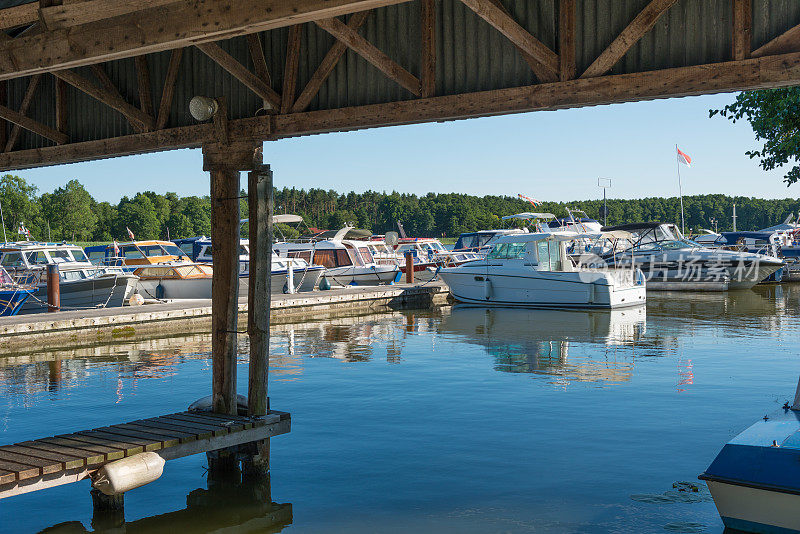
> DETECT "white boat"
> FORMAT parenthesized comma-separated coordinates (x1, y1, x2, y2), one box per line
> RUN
(597, 222, 785, 290)
(438, 232, 646, 309)
(452, 228, 529, 255)
(274, 227, 400, 287)
(0, 242, 138, 313)
(191, 237, 325, 292)
(700, 377, 800, 534)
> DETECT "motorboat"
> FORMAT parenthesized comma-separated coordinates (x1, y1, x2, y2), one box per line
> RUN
(365, 237, 481, 281)
(274, 227, 400, 287)
(438, 232, 646, 309)
(706, 231, 791, 282)
(596, 222, 784, 291)
(700, 378, 800, 534)
(184, 237, 325, 293)
(86, 240, 216, 299)
(0, 242, 137, 313)
(0, 266, 37, 316)
(452, 228, 529, 254)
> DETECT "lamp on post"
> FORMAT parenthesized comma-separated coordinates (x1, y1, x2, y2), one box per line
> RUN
(598, 178, 611, 226)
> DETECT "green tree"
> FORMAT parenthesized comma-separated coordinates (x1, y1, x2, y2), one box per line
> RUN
(710, 88, 800, 185)
(0, 174, 42, 240)
(44, 179, 98, 241)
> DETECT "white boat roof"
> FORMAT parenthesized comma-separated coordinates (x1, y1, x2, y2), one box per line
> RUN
(493, 232, 580, 244)
(0, 241, 82, 251)
(273, 214, 304, 224)
(501, 212, 556, 221)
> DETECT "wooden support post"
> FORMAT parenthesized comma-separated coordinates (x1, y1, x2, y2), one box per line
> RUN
(405, 251, 414, 283)
(46, 263, 60, 312)
(90, 488, 124, 531)
(203, 141, 260, 416)
(248, 164, 273, 418)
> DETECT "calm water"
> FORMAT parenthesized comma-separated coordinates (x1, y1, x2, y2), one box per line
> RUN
(2, 285, 800, 533)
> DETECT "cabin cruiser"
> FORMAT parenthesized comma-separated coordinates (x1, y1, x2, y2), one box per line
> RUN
(700, 378, 800, 534)
(452, 228, 529, 254)
(0, 242, 137, 313)
(438, 232, 646, 309)
(86, 240, 216, 299)
(596, 222, 784, 290)
(503, 211, 602, 256)
(181, 237, 324, 293)
(274, 227, 400, 287)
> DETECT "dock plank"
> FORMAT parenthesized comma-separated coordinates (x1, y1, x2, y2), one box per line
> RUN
(0, 459, 41, 481)
(58, 433, 145, 456)
(0, 451, 61, 475)
(96, 426, 180, 448)
(77, 431, 161, 452)
(36, 438, 125, 461)
(0, 470, 14, 485)
(155, 415, 229, 436)
(112, 423, 196, 443)
(132, 419, 212, 440)
(17, 441, 104, 466)
(174, 412, 251, 430)
(0, 445, 84, 470)
(158, 414, 241, 432)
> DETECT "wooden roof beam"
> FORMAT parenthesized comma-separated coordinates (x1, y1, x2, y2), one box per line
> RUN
(315, 16, 421, 96)
(420, 0, 435, 97)
(281, 25, 303, 113)
(0, 101, 68, 146)
(580, 0, 678, 78)
(246, 34, 272, 88)
(292, 10, 371, 113)
(752, 23, 800, 58)
(733, 0, 751, 61)
(4, 74, 42, 152)
(0, 3, 37, 30)
(559, 0, 576, 81)
(5, 51, 800, 169)
(156, 48, 183, 131)
(0, 0, 414, 81)
(196, 42, 281, 111)
(459, 0, 559, 81)
(135, 56, 154, 119)
(53, 68, 154, 132)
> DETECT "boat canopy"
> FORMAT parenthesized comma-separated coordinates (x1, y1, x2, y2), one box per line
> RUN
(501, 212, 556, 221)
(273, 214, 304, 224)
(717, 231, 777, 244)
(601, 222, 669, 232)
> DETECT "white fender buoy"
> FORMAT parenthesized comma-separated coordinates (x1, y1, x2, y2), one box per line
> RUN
(286, 261, 295, 294)
(92, 452, 165, 496)
(484, 278, 493, 300)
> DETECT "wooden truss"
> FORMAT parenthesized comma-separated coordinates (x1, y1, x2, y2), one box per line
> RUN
(0, 0, 796, 170)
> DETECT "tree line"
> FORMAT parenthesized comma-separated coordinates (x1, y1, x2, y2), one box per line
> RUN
(0, 174, 797, 243)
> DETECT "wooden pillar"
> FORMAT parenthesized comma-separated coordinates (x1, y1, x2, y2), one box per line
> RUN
(203, 141, 261, 416)
(247, 164, 273, 417)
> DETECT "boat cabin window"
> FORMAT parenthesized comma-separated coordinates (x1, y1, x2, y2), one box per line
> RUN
(72, 249, 89, 263)
(199, 245, 211, 258)
(1, 252, 24, 268)
(358, 247, 374, 263)
(25, 250, 49, 265)
(313, 250, 337, 269)
(487, 242, 526, 260)
(48, 249, 73, 263)
(292, 251, 312, 262)
(162, 244, 186, 258)
(87, 250, 106, 263)
(179, 243, 195, 257)
(121, 245, 144, 259)
(61, 270, 85, 281)
(536, 241, 562, 270)
(336, 249, 353, 266)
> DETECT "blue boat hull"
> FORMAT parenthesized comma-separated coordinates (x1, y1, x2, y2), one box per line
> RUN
(0, 289, 33, 316)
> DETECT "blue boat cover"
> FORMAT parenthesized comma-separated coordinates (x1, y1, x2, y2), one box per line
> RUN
(702, 409, 800, 494)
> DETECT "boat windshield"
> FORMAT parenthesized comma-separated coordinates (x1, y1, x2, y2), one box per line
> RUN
(487, 242, 527, 260)
(24, 250, 49, 265)
(49, 249, 74, 263)
(0, 252, 23, 268)
(72, 249, 89, 262)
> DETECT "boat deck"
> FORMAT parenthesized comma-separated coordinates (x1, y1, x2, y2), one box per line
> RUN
(0, 410, 291, 499)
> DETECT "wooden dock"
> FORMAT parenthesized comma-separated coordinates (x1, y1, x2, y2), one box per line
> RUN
(0, 282, 449, 353)
(0, 410, 290, 499)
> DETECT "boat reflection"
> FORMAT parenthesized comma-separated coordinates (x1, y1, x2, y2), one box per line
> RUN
(38, 473, 291, 533)
(437, 305, 646, 386)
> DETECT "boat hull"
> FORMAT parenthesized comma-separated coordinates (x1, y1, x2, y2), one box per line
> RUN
(20, 274, 137, 314)
(439, 268, 645, 309)
(324, 265, 399, 287)
(0, 289, 34, 316)
(137, 278, 212, 300)
(240, 268, 324, 294)
(705, 480, 800, 534)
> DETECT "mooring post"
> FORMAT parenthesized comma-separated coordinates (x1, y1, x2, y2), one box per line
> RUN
(46, 263, 60, 312)
(244, 162, 273, 478)
(203, 141, 260, 476)
(405, 252, 414, 284)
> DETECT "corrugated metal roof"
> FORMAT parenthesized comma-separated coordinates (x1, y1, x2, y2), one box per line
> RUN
(1, 0, 799, 152)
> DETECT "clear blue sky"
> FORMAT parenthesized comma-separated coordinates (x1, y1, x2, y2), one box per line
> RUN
(15, 93, 797, 203)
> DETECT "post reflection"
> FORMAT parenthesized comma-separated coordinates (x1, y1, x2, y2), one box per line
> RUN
(38, 472, 292, 534)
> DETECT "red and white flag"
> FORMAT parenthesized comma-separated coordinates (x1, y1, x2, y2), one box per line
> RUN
(126, 227, 135, 241)
(518, 193, 541, 207)
(112, 240, 120, 256)
(676, 147, 692, 167)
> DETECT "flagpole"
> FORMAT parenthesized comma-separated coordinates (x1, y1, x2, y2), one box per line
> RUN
(676, 144, 685, 235)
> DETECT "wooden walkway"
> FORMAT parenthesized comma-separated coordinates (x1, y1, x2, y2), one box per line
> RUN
(0, 410, 290, 498)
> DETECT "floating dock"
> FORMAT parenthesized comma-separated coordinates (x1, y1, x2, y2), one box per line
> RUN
(0, 282, 449, 353)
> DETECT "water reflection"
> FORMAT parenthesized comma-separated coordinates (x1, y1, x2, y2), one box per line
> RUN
(39, 473, 291, 533)
(438, 305, 646, 386)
